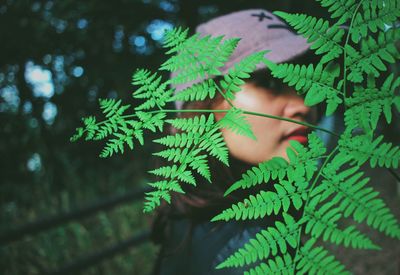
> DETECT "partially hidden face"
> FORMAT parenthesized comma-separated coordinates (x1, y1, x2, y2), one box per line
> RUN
(212, 79, 318, 165)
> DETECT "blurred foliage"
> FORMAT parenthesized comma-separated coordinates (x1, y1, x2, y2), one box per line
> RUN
(0, 0, 340, 274)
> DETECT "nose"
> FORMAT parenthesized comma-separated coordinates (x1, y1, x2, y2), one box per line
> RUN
(282, 91, 316, 122)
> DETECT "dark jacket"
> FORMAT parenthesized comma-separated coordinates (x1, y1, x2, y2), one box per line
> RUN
(153, 216, 275, 275)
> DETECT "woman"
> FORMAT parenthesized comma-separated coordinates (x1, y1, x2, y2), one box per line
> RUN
(150, 9, 320, 275)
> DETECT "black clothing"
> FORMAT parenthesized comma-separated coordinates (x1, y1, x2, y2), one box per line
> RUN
(153, 217, 274, 275)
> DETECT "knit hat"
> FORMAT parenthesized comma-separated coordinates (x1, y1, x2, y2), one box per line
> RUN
(173, 9, 311, 110)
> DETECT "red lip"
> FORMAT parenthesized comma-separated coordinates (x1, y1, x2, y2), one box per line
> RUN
(282, 127, 310, 144)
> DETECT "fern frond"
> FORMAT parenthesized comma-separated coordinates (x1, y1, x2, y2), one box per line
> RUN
(136, 111, 166, 133)
(187, 152, 211, 182)
(244, 253, 294, 275)
(132, 69, 172, 110)
(295, 238, 350, 275)
(162, 27, 189, 53)
(216, 213, 299, 269)
(301, 200, 379, 249)
(99, 131, 134, 158)
(145, 114, 228, 212)
(212, 176, 308, 222)
(312, 154, 400, 239)
(148, 180, 185, 194)
(274, 12, 345, 64)
(143, 189, 171, 213)
(153, 147, 190, 163)
(81, 116, 98, 140)
(220, 50, 268, 100)
(99, 98, 130, 118)
(266, 61, 342, 115)
(346, 28, 400, 83)
(166, 114, 214, 134)
(315, 0, 357, 25)
(351, 1, 400, 43)
(161, 31, 239, 84)
(224, 157, 288, 196)
(225, 132, 325, 195)
(198, 126, 229, 166)
(149, 164, 196, 185)
(344, 74, 400, 132)
(170, 78, 217, 102)
(153, 147, 211, 182)
(217, 108, 256, 140)
(153, 132, 201, 148)
(339, 133, 400, 169)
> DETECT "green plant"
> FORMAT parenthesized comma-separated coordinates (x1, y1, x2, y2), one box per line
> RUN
(71, 1, 400, 274)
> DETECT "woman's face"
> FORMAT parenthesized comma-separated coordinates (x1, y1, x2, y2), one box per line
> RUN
(212, 80, 318, 165)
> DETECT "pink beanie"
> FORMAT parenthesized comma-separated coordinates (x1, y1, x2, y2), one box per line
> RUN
(173, 9, 310, 110)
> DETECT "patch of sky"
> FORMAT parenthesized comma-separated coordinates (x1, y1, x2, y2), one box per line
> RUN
(25, 61, 54, 98)
(31, 2, 40, 12)
(113, 26, 125, 52)
(43, 54, 52, 65)
(22, 101, 32, 114)
(27, 153, 42, 172)
(146, 19, 173, 41)
(129, 34, 153, 55)
(77, 18, 88, 29)
(53, 55, 67, 94)
(44, 1, 53, 10)
(51, 18, 68, 33)
(0, 85, 20, 112)
(42, 101, 57, 125)
(107, 90, 118, 99)
(132, 36, 146, 47)
(159, 1, 176, 12)
(72, 66, 84, 77)
(88, 86, 98, 102)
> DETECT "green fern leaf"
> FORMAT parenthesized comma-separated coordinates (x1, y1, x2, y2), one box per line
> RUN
(295, 238, 350, 275)
(225, 132, 325, 196)
(166, 114, 214, 134)
(162, 27, 189, 53)
(346, 28, 400, 83)
(162, 31, 239, 84)
(315, 0, 358, 25)
(313, 153, 400, 239)
(351, 1, 400, 43)
(153, 132, 201, 148)
(216, 213, 299, 269)
(217, 108, 256, 140)
(220, 50, 268, 100)
(244, 253, 294, 275)
(212, 176, 308, 222)
(132, 69, 172, 110)
(266, 60, 342, 115)
(301, 200, 379, 250)
(274, 12, 345, 64)
(339, 133, 400, 169)
(345, 74, 400, 132)
(171, 78, 217, 102)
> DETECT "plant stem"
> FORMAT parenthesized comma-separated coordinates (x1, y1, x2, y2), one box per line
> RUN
(342, 0, 363, 111)
(292, 145, 339, 274)
(89, 108, 340, 137)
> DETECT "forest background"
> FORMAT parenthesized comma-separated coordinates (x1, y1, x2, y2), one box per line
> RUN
(0, 0, 398, 274)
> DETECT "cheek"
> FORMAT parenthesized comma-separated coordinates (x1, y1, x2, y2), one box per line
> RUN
(220, 92, 288, 164)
